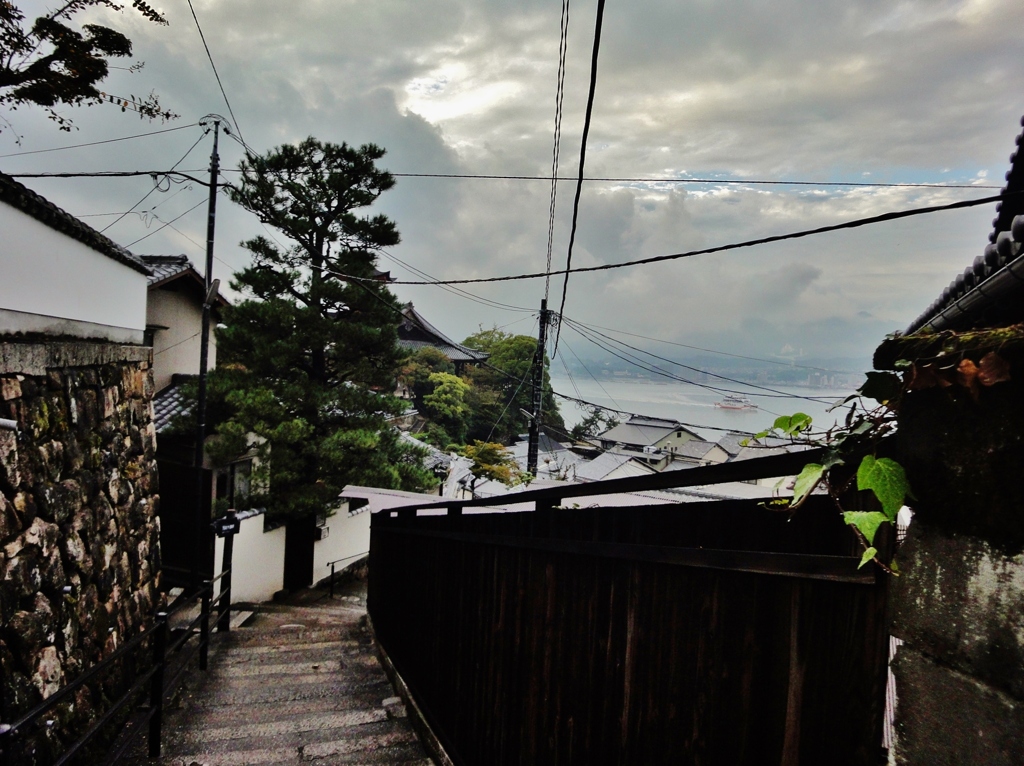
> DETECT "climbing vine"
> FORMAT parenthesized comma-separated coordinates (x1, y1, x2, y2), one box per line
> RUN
(753, 350, 1012, 573)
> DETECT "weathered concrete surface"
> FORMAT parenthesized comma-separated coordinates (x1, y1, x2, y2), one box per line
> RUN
(892, 648, 1024, 766)
(129, 582, 434, 766)
(891, 523, 1024, 701)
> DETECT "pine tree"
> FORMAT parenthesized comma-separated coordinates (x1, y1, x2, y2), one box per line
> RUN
(214, 137, 435, 519)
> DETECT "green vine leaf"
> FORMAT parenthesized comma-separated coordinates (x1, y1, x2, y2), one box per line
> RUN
(858, 547, 878, 569)
(858, 371, 902, 406)
(792, 463, 824, 505)
(843, 511, 890, 545)
(856, 455, 912, 520)
(773, 412, 812, 436)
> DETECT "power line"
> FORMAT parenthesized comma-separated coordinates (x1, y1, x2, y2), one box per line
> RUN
(125, 198, 207, 248)
(374, 248, 534, 313)
(185, 0, 245, 145)
(389, 172, 1001, 190)
(8, 170, 211, 184)
(358, 190, 1018, 286)
(544, 0, 571, 302)
(562, 316, 836, 402)
(554, 0, 607, 354)
(563, 319, 835, 402)
(560, 315, 847, 373)
(549, 389, 759, 436)
(560, 335, 624, 411)
(0, 123, 200, 158)
(100, 130, 209, 234)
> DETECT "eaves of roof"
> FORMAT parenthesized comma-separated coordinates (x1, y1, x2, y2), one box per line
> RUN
(141, 255, 230, 306)
(0, 172, 151, 276)
(906, 116, 1024, 334)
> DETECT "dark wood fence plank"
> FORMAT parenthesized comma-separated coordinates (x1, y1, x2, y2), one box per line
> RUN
(368, 492, 888, 766)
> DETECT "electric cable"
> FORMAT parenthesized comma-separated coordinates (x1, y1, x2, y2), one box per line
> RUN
(560, 315, 847, 373)
(563, 319, 836, 402)
(0, 123, 200, 158)
(562, 316, 839, 402)
(544, 0, 571, 302)
(97, 130, 209, 234)
(125, 198, 207, 248)
(186, 0, 245, 145)
(560, 335, 624, 410)
(554, 0, 607, 354)
(339, 190, 1020, 286)
(388, 172, 1001, 190)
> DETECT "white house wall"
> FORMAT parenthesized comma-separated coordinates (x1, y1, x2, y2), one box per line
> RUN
(0, 203, 147, 341)
(148, 288, 216, 392)
(312, 505, 372, 585)
(214, 515, 286, 603)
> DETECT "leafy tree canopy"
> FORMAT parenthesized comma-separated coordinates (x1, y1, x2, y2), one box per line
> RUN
(463, 441, 529, 487)
(214, 137, 435, 519)
(461, 328, 564, 444)
(0, 0, 174, 134)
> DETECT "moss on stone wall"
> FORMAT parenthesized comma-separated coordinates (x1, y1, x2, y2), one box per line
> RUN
(0, 342, 161, 763)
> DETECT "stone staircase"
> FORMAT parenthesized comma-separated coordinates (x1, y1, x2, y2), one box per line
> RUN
(130, 582, 433, 766)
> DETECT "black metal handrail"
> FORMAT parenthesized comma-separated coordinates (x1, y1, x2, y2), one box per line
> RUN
(325, 551, 370, 597)
(0, 570, 232, 766)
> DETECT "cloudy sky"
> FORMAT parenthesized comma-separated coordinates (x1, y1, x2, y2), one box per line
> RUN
(4, 0, 1023, 367)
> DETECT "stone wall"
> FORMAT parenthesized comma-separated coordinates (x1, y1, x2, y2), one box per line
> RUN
(875, 331, 1024, 765)
(0, 339, 160, 758)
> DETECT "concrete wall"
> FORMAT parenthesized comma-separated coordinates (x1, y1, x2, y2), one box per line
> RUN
(0, 339, 160, 760)
(147, 287, 216, 393)
(0, 205, 148, 343)
(878, 333, 1024, 765)
(213, 513, 285, 604)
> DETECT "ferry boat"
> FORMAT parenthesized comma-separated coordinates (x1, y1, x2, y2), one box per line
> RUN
(714, 395, 758, 410)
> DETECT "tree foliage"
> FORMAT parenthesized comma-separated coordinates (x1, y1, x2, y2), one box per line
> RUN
(0, 1, 174, 133)
(463, 441, 529, 487)
(461, 329, 564, 443)
(214, 137, 435, 519)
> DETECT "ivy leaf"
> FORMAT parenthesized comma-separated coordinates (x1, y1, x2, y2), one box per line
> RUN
(978, 352, 1010, 387)
(792, 463, 824, 505)
(858, 371, 902, 406)
(843, 511, 890, 545)
(858, 547, 878, 569)
(856, 455, 912, 520)
(773, 412, 812, 436)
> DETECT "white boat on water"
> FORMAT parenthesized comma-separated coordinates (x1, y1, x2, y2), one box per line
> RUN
(714, 395, 758, 410)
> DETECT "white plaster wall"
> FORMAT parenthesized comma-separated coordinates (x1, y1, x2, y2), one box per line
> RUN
(148, 288, 216, 392)
(0, 204, 148, 335)
(213, 514, 286, 603)
(312, 504, 372, 585)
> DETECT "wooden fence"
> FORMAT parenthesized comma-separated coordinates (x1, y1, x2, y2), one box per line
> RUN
(368, 451, 891, 766)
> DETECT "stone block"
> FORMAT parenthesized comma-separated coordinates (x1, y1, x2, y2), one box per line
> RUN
(101, 386, 119, 419)
(31, 645, 63, 699)
(891, 523, 1024, 700)
(893, 647, 1024, 766)
(0, 429, 19, 488)
(36, 481, 81, 526)
(0, 377, 21, 400)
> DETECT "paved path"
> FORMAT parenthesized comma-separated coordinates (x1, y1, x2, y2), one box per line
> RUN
(132, 581, 433, 766)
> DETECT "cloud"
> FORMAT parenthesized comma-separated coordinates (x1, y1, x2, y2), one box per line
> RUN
(3, 0, 1023, 364)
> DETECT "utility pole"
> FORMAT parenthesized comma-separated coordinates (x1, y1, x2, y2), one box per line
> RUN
(190, 119, 221, 590)
(527, 300, 550, 477)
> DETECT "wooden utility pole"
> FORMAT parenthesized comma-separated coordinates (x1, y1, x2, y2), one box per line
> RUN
(190, 119, 220, 590)
(527, 300, 550, 476)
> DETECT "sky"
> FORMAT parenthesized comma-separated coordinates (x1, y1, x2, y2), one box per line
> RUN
(4, 0, 1024, 369)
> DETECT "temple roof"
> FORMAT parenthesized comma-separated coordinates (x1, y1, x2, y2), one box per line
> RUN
(397, 303, 489, 363)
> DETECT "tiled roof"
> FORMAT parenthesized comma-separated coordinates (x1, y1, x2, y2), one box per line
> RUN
(906, 115, 1024, 333)
(598, 415, 698, 448)
(0, 172, 151, 275)
(398, 303, 489, 363)
(141, 254, 192, 286)
(675, 439, 718, 460)
(140, 254, 229, 306)
(575, 451, 653, 482)
(152, 377, 192, 434)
